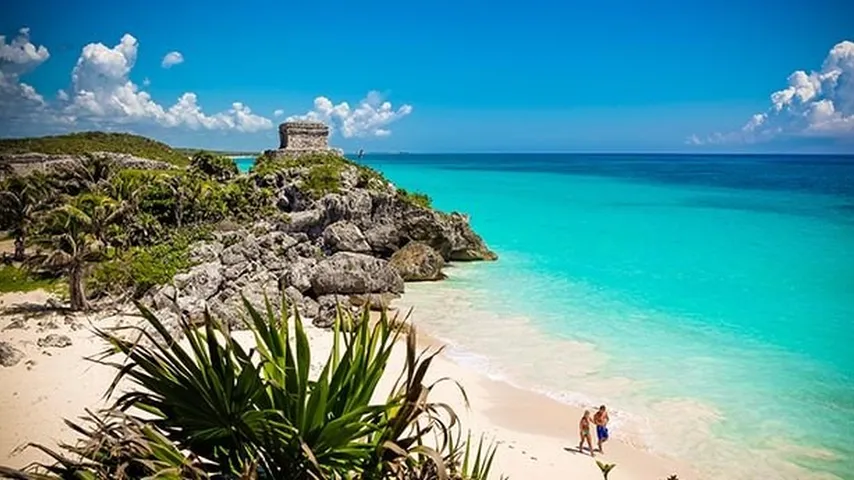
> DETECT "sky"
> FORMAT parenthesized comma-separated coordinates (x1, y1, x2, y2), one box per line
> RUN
(1, 0, 853, 153)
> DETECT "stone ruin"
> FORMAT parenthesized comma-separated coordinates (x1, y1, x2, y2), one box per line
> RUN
(264, 120, 342, 158)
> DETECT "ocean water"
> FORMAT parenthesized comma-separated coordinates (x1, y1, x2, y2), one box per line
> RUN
(238, 154, 854, 479)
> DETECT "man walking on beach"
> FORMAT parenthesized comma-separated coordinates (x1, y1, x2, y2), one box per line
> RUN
(594, 405, 610, 453)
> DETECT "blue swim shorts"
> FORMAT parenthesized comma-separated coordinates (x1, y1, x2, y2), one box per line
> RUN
(596, 425, 609, 440)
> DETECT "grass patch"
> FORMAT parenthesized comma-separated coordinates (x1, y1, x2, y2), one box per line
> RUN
(0, 265, 61, 293)
(0, 131, 189, 166)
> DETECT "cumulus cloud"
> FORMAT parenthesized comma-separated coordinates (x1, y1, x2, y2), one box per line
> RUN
(161, 51, 183, 68)
(288, 90, 413, 138)
(0, 27, 50, 120)
(692, 40, 854, 145)
(0, 28, 412, 140)
(0, 30, 273, 134)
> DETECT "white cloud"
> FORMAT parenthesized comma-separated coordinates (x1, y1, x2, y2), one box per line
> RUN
(161, 51, 184, 68)
(63, 34, 272, 132)
(692, 40, 854, 145)
(142, 77, 151, 87)
(0, 27, 51, 127)
(288, 90, 413, 138)
(1, 29, 412, 139)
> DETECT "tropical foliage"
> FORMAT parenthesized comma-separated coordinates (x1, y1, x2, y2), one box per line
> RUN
(0, 171, 52, 260)
(0, 298, 505, 480)
(1, 150, 277, 310)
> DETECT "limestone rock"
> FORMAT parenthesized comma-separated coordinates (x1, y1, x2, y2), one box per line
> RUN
(389, 242, 446, 281)
(287, 209, 325, 235)
(313, 294, 354, 329)
(37, 334, 72, 348)
(363, 223, 401, 256)
(311, 252, 404, 296)
(349, 292, 400, 311)
(188, 241, 223, 264)
(322, 221, 371, 253)
(281, 257, 317, 293)
(0, 341, 24, 367)
(172, 262, 223, 301)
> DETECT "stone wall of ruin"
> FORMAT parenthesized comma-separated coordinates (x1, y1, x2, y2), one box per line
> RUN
(279, 122, 330, 151)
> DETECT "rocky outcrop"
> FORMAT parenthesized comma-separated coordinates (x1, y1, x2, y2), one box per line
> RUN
(0, 152, 175, 176)
(140, 148, 496, 332)
(389, 242, 445, 281)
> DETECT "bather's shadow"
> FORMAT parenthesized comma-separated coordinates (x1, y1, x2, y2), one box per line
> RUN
(563, 446, 596, 457)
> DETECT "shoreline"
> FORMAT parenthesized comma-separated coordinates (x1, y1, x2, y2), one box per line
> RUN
(0, 289, 696, 479)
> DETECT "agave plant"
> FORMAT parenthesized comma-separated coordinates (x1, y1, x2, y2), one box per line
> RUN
(596, 460, 616, 480)
(1, 296, 505, 480)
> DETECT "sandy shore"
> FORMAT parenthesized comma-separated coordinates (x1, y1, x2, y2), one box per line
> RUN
(0, 290, 695, 479)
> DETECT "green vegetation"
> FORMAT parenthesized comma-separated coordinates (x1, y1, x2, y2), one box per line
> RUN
(0, 171, 52, 260)
(252, 151, 393, 198)
(596, 461, 616, 480)
(397, 187, 433, 209)
(189, 150, 238, 181)
(176, 147, 259, 157)
(0, 265, 60, 293)
(0, 145, 278, 308)
(0, 133, 435, 307)
(0, 131, 189, 166)
(0, 299, 505, 480)
(89, 227, 211, 298)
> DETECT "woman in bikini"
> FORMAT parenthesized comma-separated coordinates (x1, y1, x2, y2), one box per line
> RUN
(578, 410, 595, 456)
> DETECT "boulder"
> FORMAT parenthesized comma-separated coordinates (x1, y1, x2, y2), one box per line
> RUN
(322, 221, 372, 253)
(281, 257, 316, 293)
(172, 261, 223, 301)
(313, 294, 357, 329)
(389, 242, 446, 281)
(321, 190, 372, 224)
(287, 209, 325, 235)
(311, 252, 404, 296)
(447, 213, 498, 261)
(363, 223, 401, 256)
(349, 292, 400, 311)
(0, 341, 24, 367)
(188, 241, 223, 264)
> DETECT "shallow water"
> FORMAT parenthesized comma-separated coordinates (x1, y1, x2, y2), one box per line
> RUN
(359, 154, 854, 480)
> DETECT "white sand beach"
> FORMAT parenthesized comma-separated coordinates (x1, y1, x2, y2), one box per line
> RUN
(0, 289, 695, 479)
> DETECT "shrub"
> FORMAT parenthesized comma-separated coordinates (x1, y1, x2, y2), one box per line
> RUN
(88, 227, 211, 298)
(190, 151, 238, 181)
(303, 163, 342, 198)
(397, 188, 433, 209)
(1, 299, 506, 480)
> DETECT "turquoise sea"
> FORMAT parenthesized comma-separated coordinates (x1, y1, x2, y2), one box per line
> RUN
(236, 154, 854, 479)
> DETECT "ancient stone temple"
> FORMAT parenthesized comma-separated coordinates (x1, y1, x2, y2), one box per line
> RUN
(278, 121, 331, 152)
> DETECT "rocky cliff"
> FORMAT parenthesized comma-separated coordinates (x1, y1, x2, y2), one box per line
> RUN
(0, 152, 175, 176)
(141, 155, 496, 330)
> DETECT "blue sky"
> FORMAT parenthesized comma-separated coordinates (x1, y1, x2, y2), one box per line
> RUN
(1, 0, 853, 152)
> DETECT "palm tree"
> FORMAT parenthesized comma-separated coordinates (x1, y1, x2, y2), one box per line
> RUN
(74, 193, 131, 247)
(30, 203, 106, 310)
(0, 172, 52, 261)
(58, 153, 118, 195)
